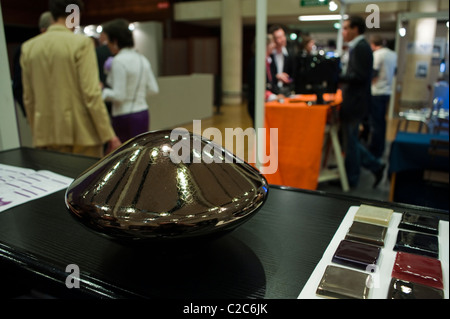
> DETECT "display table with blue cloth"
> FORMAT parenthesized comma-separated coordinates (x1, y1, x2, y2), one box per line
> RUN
(389, 132, 449, 210)
(389, 132, 449, 173)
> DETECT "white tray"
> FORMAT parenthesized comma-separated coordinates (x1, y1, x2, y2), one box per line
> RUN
(298, 206, 449, 299)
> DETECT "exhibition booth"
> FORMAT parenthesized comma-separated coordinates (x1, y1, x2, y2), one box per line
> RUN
(0, 0, 448, 302)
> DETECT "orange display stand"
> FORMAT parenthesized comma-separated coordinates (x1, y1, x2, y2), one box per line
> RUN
(263, 91, 344, 190)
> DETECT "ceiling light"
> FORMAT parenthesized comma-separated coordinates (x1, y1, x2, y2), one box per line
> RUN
(83, 25, 96, 37)
(399, 27, 406, 37)
(298, 14, 348, 22)
(329, 1, 338, 12)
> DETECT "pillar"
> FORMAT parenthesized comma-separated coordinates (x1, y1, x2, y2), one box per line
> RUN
(0, 2, 20, 151)
(221, 0, 242, 105)
(400, 0, 439, 108)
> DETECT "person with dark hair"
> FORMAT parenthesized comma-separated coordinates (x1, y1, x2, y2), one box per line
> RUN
(96, 32, 113, 117)
(339, 16, 385, 188)
(48, 0, 85, 22)
(268, 24, 296, 96)
(346, 15, 367, 35)
(101, 19, 159, 143)
(298, 34, 316, 56)
(20, 0, 121, 157)
(369, 34, 397, 159)
(247, 34, 285, 126)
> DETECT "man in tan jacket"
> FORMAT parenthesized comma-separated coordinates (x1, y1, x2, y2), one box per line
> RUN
(21, 0, 120, 158)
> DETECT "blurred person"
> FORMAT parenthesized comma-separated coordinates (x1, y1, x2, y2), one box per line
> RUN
(264, 34, 286, 102)
(96, 32, 113, 154)
(298, 35, 316, 56)
(268, 24, 296, 96)
(96, 32, 112, 91)
(295, 34, 316, 93)
(101, 19, 159, 143)
(339, 16, 385, 188)
(20, 0, 121, 158)
(369, 34, 397, 159)
(38, 11, 54, 33)
(13, 11, 54, 117)
(96, 32, 113, 115)
(247, 34, 285, 126)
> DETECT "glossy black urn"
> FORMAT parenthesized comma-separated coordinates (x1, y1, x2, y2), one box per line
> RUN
(65, 130, 269, 242)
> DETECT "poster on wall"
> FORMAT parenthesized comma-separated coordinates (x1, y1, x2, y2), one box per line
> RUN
(432, 37, 447, 66)
(415, 61, 429, 79)
(407, 42, 433, 55)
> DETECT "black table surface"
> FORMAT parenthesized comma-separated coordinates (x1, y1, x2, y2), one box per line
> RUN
(0, 147, 448, 299)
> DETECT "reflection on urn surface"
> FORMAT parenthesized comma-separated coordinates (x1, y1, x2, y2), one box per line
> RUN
(65, 130, 269, 242)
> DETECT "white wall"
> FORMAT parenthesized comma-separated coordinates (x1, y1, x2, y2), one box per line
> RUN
(132, 21, 214, 130)
(133, 21, 163, 77)
(0, 3, 20, 151)
(149, 74, 214, 131)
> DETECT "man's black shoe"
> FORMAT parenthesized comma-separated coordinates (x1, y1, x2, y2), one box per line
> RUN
(373, 163, 386, 188)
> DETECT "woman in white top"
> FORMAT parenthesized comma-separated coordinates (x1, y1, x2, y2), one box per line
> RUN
(101, 19, 159, 143)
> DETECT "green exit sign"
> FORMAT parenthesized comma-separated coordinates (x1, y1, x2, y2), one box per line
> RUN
(300, 0, 329, 6)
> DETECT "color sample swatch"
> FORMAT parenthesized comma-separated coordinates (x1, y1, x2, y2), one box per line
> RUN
(332, 240, 381, 271)
(316, 265, 371, 299)
(392, 252, 444, 290)
(394, 230, 439, 259)
(345, 221, 387, 247)
(398, 212, 439, 235)
(387, 278, 444, 299)
(353, 204, 393, 227)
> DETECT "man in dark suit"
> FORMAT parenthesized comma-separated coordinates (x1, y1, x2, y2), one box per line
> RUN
(96, 32, 113, 116)
(268, 24, 295, 96)
(339, 16, 385, 188)
(247, 34, 284, 127)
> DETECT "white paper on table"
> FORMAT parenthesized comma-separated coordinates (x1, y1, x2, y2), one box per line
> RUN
(298, 206, 449, 299)
(0, 163, 74, 213)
